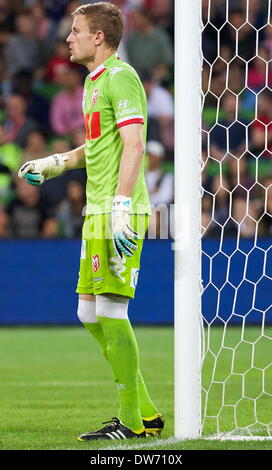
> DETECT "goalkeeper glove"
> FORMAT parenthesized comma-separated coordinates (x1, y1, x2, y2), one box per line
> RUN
(112, 195, 139, 258)
(18, 154, 68, 186)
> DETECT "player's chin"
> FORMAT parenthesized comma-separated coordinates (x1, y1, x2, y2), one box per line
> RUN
(70, 54, 83, 65)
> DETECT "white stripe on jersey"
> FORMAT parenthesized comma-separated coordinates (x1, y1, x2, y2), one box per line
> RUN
(90, 63, 106, 79)
(116, 115, 144, 125)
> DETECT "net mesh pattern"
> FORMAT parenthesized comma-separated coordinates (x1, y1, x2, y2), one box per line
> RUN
(201, 0, 272, 437)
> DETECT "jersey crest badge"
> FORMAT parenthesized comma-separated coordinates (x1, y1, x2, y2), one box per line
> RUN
(91, 88, 99, 106)
(92, 254, 100, 272)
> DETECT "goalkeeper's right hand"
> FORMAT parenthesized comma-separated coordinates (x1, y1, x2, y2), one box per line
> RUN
(18, 153, 69, 186)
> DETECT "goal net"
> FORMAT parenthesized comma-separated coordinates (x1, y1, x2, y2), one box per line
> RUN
(201, 0, 272, 437)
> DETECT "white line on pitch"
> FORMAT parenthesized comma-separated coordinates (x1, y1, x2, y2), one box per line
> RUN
(99, 437, 182, 451)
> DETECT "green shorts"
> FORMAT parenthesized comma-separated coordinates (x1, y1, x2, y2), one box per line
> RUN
(76, 214, 149, 298)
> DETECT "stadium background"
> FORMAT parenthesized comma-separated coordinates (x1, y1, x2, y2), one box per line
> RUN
(0, 0, 270, 325)
(0, 0, 174, 324)
(0, 0, 272, 452)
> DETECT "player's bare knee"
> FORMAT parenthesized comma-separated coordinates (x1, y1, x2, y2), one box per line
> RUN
(77, 298, 97, 323)
(95, 294, 129, 320)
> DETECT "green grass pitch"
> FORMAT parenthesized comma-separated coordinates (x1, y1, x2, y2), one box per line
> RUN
(0, 325, 272, 451)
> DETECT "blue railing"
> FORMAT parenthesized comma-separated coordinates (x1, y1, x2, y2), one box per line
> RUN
(0, 239, 174, 325)
(0, 238, 271, 325)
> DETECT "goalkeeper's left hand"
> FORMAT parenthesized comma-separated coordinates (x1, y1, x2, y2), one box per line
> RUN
(112, 195, 139, 258)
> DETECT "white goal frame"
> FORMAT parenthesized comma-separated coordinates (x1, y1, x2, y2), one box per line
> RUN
(174, 0, 202, 439)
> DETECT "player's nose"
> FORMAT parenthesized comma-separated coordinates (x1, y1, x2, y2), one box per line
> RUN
(66, 32, 72, 44)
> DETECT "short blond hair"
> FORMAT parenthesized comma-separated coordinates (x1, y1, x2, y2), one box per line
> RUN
(72, 2, 124, 50)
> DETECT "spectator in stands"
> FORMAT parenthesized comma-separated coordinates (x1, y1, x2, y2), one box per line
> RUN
(57, 1, 82, 41)
(0, 124, 22, 206)
(50, 68, 84, 136)
(42, 137, 72, 206)
(4, 9, 47, 79)
(0, 54, 11, 103)
(39, 138, 85, 211)
(113, 0, 140, 30)
(210, 174, 231, 236)
(49, 137, 71, 156)
(45, 39, 77, 83)
(22, 130, 48, 165)
(4, 94, 40, 148)
(247, 0, 267, 31)
(141, 71, 174, 158)
(2, 178, 57, 238)
(231, 197, 259, 238)
(202, 192, 213, 237)
(30, 1, 57, 56)
(250, 89, 272, 155)
(110, 0, 142, 61)
(56, 179, 85, 238)
(0, 0, 175, 240)
(50, 136, 86, 190)
(144, 0, 174, 41)
(71, 127, 86, 149)
(202, 0, 227, 64)
(227, 156, 255, 196)
(0, 124, 22, 173)
(42, 0, 71, 23)
(220, 8, 256, 61)
(11, 70, 50, 130)
(263, 22, 272, 58)
(209, 92, 250, 161)
(258, 175, 272, 236)
(145, 140, 173, 206)
(125, 6, 173, 82)
(145, 140, 173, 238)
(0, 0, 15, 46)
(207, 71, 227, 100)
(247, 46, 272, 92)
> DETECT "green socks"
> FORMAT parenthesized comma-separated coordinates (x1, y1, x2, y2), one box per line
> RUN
(97, 316, 142, 431)
(137, 369, 159, 419)
(84, 319, 159, 431)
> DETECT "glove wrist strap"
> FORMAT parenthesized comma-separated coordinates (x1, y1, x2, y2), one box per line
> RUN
(112, 195, 132, 212)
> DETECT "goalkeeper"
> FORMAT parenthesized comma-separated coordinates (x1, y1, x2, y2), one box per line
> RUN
(18, 2, 163, 441)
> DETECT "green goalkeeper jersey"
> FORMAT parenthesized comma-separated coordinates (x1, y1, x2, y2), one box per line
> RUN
(82, 53, 151, 215)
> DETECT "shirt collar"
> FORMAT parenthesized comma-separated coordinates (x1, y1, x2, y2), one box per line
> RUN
(89, 53, 120, 81)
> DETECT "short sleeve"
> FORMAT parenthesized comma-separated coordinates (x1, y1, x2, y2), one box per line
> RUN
(108, 68, 145, 129)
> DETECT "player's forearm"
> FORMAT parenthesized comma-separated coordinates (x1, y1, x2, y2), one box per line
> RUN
(116, 142, 145, 197)
(62, 145, 86, 170)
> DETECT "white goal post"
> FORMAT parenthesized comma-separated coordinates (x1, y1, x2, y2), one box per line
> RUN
(174, 0, 202, 439)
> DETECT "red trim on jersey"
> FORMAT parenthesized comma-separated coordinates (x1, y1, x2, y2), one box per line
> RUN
(91, 68, 107, 81)
(91, 111, 101, 139)
(117, 118, 144, 128)
(84, 113, 91, 140)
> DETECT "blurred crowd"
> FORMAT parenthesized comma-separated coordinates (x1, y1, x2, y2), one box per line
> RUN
(4, 0, 270, 241)
(202, 0, 272, 238)
(0, 0, 174, 239)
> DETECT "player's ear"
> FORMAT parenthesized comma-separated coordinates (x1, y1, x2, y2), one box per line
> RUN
(95, 30, 105, 46)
